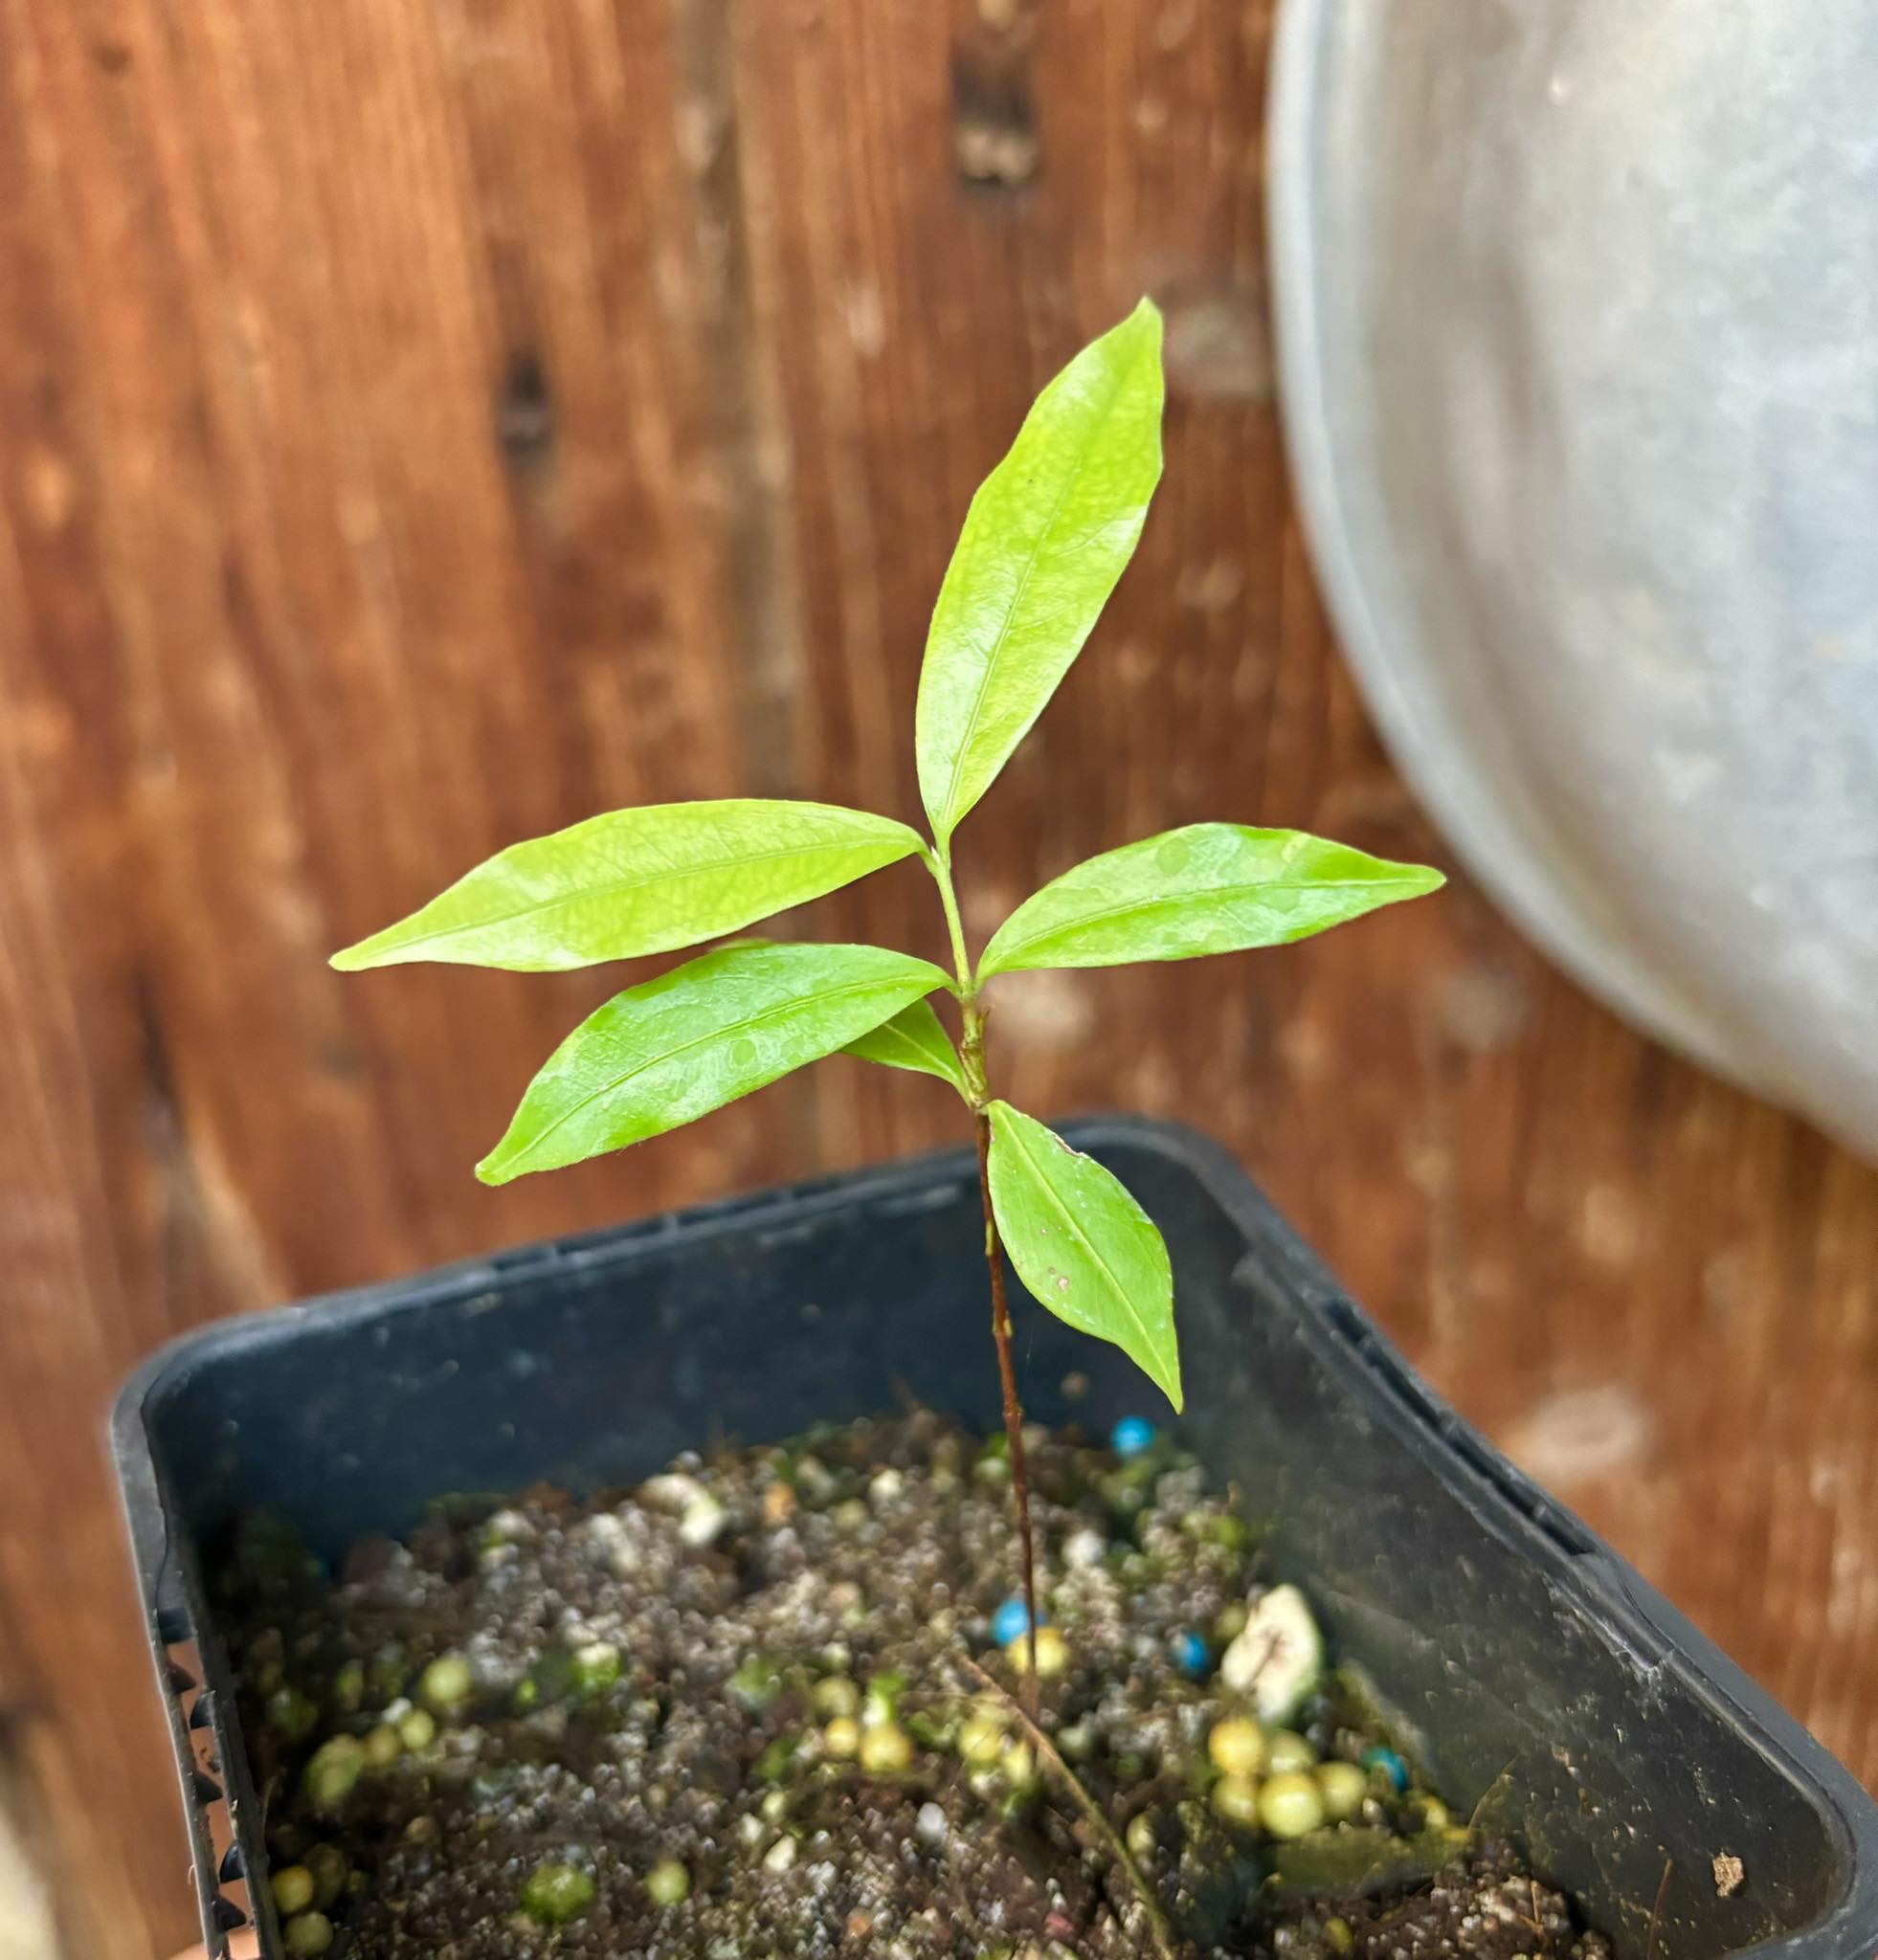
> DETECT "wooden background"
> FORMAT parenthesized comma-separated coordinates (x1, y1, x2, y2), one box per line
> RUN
(1, 0, 1874, 1950)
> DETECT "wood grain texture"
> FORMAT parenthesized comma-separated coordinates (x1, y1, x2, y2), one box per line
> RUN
(0, 0, 1872, 1949)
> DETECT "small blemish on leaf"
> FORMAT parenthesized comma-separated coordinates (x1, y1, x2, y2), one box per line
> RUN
(729, 1036, 758, 1065)
(1154, 835, 1192, 876)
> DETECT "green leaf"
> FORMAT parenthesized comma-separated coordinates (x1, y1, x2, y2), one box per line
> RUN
(842, 999, 969, 1095)
(477, 943, 949, 1183)
(980, 824, 1445, 977)
(916, 301, 1164, 843)
(332, 800, 925, 973)
(986, 1102, 1181, 1412)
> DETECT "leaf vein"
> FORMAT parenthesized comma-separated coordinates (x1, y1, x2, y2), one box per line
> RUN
(935, 352, 1146, 829)
(1002, 1116, 1170, 1376)
(994, 875, 1423, 963)
(507, 971, 928, 1165)
(380, 833, 910, 955)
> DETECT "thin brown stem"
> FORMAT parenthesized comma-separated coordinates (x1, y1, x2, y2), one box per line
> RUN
(961, 1657, 1178, 1960)
(973, 1103, 1039, 1718)
(930, 846, 1041, 1726)
(1645, 1857, 1673, 1960)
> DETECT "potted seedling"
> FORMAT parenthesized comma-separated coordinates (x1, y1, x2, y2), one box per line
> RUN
(330, 293, 1439, 1707)
(116, 307, 1878, 1960)
(301, 297, 1443, 1951)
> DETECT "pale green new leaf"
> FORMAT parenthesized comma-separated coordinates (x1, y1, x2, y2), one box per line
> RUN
(842, 999, 969, 1095)
(477, 943, 949, 1184)
(916, 301, 1164, 843)
(980, 824, 1445, 977)
(986, 1102, 1181, 1412)
(332, 800, 924, 973)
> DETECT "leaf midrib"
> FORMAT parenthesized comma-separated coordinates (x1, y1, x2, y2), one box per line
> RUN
(999, 1112, 1171, 1382)
(861, 1022, 927, 1066)
(990, 874, 1423, 967)
(378, 831, 912, 956)
(503, 969, 928, 1167)
(857, 1014, 956, 1080)
(933, 348, 1145, 832)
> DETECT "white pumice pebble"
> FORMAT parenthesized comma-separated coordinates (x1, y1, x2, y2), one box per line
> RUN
(1219, 1583, 1326, 1723)
(642, 1473, 706, 1513)
(680, 1495, 728, 1549)
(1063, 1527, 1107, 1570)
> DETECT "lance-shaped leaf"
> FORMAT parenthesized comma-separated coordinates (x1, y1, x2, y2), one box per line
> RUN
(916, 301, 1164, 843)
(332, 800, 925, 973)
(842, 999, 969, 1095)
(477, 943, 949, 1184)
(980, 824, 1445, 977)
(986, 1102, 1181, 1412)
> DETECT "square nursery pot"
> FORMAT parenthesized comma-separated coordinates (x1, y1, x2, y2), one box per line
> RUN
(115, 1117, 1878, 1960)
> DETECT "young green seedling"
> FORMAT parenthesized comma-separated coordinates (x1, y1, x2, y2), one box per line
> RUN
(333, 299, 1443, 1693)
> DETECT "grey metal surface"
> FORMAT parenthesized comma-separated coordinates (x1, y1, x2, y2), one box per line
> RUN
(1267, 0, 1878, 1158)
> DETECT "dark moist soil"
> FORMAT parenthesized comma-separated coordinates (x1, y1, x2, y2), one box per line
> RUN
(224, 1412, 1613, 1960)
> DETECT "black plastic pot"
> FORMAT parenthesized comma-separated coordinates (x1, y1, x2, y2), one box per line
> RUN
(115, 1118, 1878, 1959)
